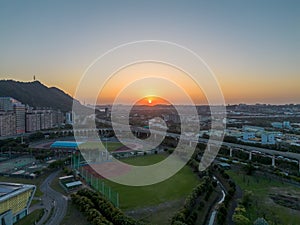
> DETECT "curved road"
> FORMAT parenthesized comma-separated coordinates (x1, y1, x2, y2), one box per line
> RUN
(207, 176, 226, 225)
(37, 170, 68, 225)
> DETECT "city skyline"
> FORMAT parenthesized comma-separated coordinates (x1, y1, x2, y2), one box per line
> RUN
(0, 1, 299, 105)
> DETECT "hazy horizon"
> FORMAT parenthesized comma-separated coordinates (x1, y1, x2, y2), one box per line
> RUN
(2, 78, 300, 106)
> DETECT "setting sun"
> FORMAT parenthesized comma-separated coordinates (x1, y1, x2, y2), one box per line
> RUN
(135, 96, 170, 106)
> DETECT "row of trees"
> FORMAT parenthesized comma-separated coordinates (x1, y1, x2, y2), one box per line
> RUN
(233, 190, 253, 225)
(171, 176, 212, 225)
(0, 137, 28, 153)
(72, 194, 111, 224)
(71, 189, 144, 225)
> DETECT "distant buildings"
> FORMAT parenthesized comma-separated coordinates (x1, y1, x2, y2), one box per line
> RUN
(271, 121, 292, 129)
(163, 113, 180, 124)
(0, 97, 65, 137)
(65, 112, 73, 125)
(242, 125, 265, 133)
(237, 125, 280, 145)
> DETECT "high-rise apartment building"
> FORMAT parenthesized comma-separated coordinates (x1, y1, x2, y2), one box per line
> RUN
(65, 112, 73, 124)
(0, 112, 16, 136)
(0, 97, 65, 136)
(26, 112, 41, 132)
(14, 103, 26, 134)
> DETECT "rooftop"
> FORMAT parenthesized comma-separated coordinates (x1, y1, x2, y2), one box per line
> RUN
(65, 181, 82, 188)
(0, 182, 36, 201)
(50, 141, 85, 149)
(0, 183, 22, 197)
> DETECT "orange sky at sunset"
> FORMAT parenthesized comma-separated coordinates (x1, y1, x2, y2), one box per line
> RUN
(96, 62, 209, 105)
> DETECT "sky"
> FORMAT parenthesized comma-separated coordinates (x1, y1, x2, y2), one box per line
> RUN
(0, 0, 299, 105)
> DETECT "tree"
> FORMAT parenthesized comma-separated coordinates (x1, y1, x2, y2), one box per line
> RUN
(244, 163, 255, 175)
(254, 218, 269, 225)
(241, 191, 253, 208)
(233, 214, 250, 225)
(172, 221, 188, 225)
(234, 206, 246, 215)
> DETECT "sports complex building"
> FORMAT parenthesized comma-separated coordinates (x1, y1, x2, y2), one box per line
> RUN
(50, 141, 84, 153)
(0, 182, 36, 225)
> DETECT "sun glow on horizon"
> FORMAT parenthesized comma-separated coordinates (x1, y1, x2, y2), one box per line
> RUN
(96, 62, 208, 105)
(134, 96, 171, 106)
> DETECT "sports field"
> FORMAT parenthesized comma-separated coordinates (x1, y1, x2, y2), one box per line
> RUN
(102, 154, 200, 210)
(0, 156, 36, 173)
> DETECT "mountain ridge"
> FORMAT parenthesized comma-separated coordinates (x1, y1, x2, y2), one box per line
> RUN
(0, 79, 82, 112)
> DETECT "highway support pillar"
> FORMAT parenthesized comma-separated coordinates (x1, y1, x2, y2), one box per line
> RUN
(272, 155, 275, 167)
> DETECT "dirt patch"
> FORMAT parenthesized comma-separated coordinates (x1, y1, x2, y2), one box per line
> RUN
(82, 162, 132, 179)
(114, 143, 144, 152)
(125, 199, 183, 218)
(270, 187, 300, 197)
(269, 194, 300, 211)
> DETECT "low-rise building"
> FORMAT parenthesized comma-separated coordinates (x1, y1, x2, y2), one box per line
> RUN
(242, 125, 265, 133)
(0, 182, 36, 225)
(261, 132, 276, 145)
(242, 131, 256, 141)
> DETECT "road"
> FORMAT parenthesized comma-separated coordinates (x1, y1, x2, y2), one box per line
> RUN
(197, 138, 300, 161)
(35, 170, 68, 225)
(207, 176, 226, 225)
(24, 116, 300, 161)
(96, 119, 300, 161)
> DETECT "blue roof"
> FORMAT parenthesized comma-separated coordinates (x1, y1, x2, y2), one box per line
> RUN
(218, 162, 231, 168)
(65, 181, 82, 188)
(50, 141, 84, 149)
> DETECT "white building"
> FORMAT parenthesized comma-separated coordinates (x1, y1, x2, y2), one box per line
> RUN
(242, 132, 256, 141)
(242, 125, 265, 133)
(66, 112, 73, 125)
(261, 132, 276, 145)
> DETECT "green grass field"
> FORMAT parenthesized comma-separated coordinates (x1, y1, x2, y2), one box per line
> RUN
(227, 170, 300, 224)
(79, 141, 123, 151)
(50, 170, 68, 194)
(15, 209, 44, 225)
(121, 154, 166, 166)
(61, 202, 90, 225)
(104, 154, 200, 210)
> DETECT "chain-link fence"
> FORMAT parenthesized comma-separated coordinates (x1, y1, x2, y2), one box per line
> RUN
(72, 154, 119, 207)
